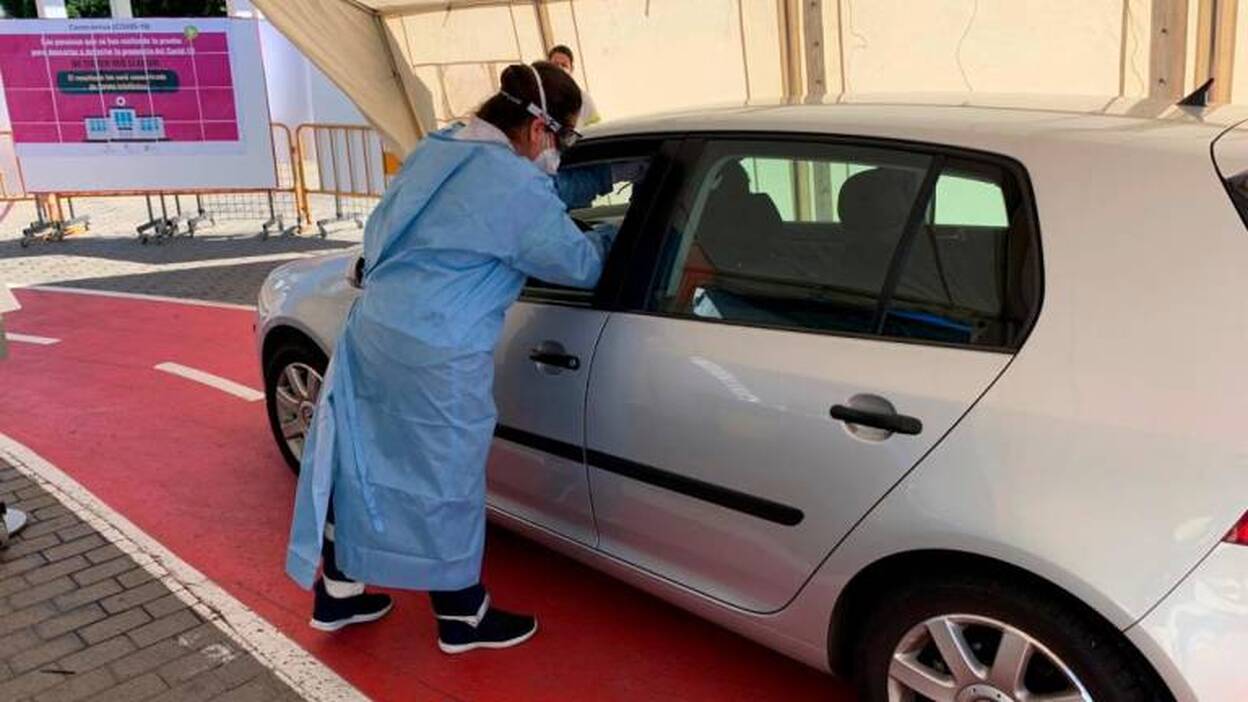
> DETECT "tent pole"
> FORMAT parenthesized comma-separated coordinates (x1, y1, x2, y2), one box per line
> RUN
(1191, 0, 1237, 102)
(1150, 0, 1191, 100)
(777, 0, 803, 99)
(533, 0, 554, 55)
(802, 0, 826, 97)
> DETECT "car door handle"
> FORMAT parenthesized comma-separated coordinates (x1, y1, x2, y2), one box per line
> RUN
(830, 404, 922, 436)
(529, 349, 581, 371)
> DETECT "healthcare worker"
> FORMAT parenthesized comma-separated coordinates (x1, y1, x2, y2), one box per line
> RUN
(548, 45, 601, 127)
(286, 61, 616, 653)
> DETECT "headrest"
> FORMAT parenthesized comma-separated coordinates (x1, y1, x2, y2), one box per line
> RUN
(838, 168, 921, 233)
(711, 160, 751, 195)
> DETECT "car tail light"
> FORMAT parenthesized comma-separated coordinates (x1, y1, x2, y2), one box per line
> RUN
(1225, 512, 1248, 546)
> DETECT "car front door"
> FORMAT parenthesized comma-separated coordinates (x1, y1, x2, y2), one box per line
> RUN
(584, 137, 1042, 611)
(485, 137, 673, 547)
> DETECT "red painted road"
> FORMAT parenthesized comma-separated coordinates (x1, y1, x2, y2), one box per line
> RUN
(0, 288, 855, 701)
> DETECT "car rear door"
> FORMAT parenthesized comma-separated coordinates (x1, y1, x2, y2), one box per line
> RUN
(485, 137, 674, 546)
(584, 136, 1042, 612)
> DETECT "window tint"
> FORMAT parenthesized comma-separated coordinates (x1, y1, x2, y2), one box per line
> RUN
(648, 140, 1039, 350)
(521, 155, 651, 303)
(740, 157, 877, 222)
(933, 173, 1007, 226)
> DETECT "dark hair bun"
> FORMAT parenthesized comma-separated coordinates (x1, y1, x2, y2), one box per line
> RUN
(499, 63, 541, 105)
(476, 61, 583, 138)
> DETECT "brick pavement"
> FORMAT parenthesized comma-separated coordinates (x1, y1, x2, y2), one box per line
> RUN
(0, 459, 304, 702)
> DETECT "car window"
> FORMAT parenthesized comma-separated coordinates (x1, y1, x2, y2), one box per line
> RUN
(933, 173, 1008, 226)
(646, 139, 1040, 350)
(521, 153, 653, 304)
(737, 157, 876, 222)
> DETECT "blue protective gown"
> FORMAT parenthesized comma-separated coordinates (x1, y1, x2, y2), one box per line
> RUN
(285, 123, 615, 591)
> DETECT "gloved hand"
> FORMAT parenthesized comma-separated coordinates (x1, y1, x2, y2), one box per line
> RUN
(589, 222, 620, 255)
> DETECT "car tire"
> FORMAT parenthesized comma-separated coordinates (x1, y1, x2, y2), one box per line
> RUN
(264, 338, 328, 475)
(853, 572, 1171, 702)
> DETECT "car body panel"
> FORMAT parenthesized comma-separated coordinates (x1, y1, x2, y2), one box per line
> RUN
(485, 501, 834, 670)
(1129, 544, 1248, 702)
(256, 248, 359, 358)
(256, 98, 1248, 696)
(796, 118, 1248, 637)
(488, 302, 608, 546)
(587, 95, 1248, 155)
(585, 312, 1010, 612)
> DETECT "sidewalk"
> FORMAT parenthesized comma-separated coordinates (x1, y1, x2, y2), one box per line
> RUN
(0, 458, 303, 702)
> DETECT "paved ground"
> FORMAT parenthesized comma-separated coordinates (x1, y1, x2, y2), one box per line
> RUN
(0, 459, 300, 702)
(0, 288, 855, 701)
(0, 193, 362, 305)
(0, 199, 857, 700)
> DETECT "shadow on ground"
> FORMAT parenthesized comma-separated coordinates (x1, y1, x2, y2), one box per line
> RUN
(1, 232, 355, 266)
(43, 259, 335, 305)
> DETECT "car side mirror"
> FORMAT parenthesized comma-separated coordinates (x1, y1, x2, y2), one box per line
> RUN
(348, 256, 365, 289)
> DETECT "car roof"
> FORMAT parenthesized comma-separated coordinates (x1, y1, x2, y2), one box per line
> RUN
(582, 94, 1248, 159)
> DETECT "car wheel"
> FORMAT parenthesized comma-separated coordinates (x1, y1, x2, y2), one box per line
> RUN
(854, 573, 1171, 702)
(264, 338, 327, 475)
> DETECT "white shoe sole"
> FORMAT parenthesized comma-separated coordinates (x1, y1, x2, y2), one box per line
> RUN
(438, 620, 538, 654)
(309, 601, 393, 632)
(3, 509, 27, 536)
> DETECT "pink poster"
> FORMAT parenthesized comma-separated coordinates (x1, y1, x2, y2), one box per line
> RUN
(0, 27, 239, 145)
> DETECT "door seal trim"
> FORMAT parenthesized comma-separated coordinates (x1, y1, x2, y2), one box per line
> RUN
(494, 424, 804, 527)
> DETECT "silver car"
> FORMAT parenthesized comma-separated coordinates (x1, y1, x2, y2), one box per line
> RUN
(257, 96, 1248, 702)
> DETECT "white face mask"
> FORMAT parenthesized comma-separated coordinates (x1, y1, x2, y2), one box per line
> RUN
(534, 130, 561, 174)
(524, 64, 561, 175)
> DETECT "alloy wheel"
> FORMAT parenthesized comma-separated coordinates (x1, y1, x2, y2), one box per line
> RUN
(272, 361, 323, 463)
(888, 614, 1091, 702)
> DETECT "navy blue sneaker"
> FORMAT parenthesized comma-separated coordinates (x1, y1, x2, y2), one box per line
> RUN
(310, 578, 393, 632)
(435, 593, 537, 654)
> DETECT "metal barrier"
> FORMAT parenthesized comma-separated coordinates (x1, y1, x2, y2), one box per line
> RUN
(295, 123, 386, 237)
(0, 130, 87, 249)
(7, 121, 389, 245)
(20, 194, 89, 248)
(196, 123, 303, 241)
(135, 193, 216, 244)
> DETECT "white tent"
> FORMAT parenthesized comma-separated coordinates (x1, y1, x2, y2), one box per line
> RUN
(250, 1, 1242, 156)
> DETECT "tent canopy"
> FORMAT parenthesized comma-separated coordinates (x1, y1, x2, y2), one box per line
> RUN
(251, 1, 1239, 157)
(252, 0, 798, 154)
(251, 0, 432, 153)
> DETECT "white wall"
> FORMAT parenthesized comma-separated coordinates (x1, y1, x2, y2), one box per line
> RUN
(255, 14, 366, 127)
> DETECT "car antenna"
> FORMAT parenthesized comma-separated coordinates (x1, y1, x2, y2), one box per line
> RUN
(1178, 77, 1215, 107)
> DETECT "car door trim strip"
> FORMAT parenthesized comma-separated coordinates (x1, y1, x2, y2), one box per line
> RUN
(494, 424, 804, 527)
(494, 424, 585, 464)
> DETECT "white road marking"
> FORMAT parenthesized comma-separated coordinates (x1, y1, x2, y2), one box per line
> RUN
(0, 433, 367, 702)
(16, 284, 258, 311)
(5, 332, 60, 345)
(154, 362, 265, 402)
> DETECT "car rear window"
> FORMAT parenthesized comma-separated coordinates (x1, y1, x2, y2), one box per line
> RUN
(647, 139, 1043, 351)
